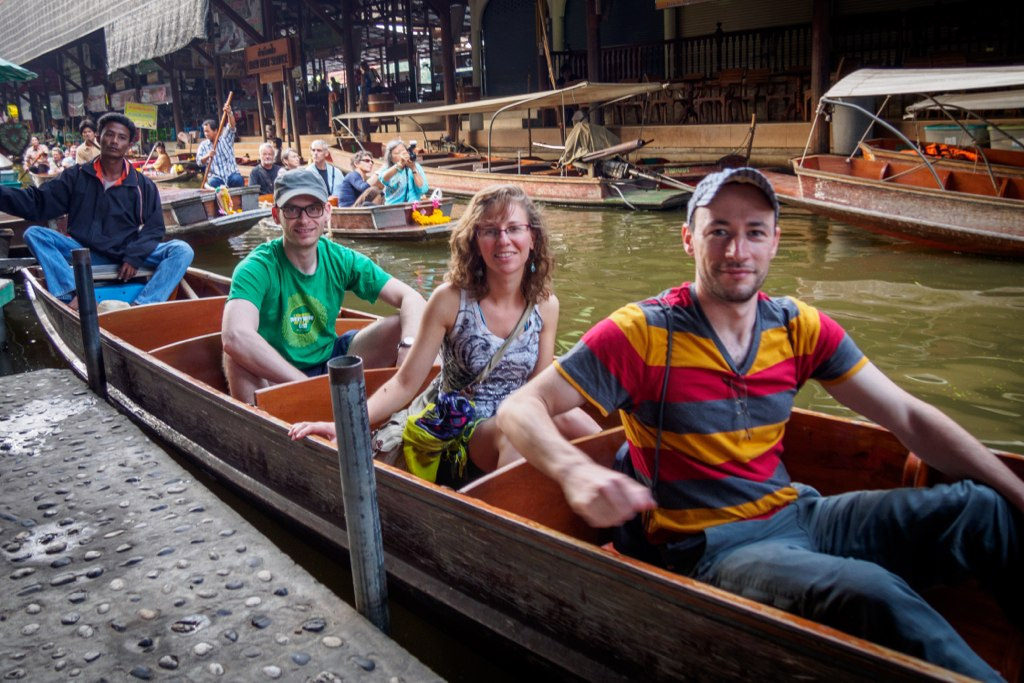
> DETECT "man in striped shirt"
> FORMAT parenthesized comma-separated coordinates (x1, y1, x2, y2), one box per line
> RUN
(197, 103, 243, 189)
(498, 168, 1022, 679)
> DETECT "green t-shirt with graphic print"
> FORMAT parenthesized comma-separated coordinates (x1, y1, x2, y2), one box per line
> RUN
(228, 237, 390, 369)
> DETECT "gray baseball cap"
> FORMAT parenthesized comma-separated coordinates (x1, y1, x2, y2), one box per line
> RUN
(686, 167, 780, 225)
(274, 167, 328, 206)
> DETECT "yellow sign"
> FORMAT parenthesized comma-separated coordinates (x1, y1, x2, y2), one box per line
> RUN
(125, 101, 158, 130)
(6, 104, 18, 119)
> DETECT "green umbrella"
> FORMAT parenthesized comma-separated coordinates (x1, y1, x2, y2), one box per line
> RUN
(0, 58, 36, 84)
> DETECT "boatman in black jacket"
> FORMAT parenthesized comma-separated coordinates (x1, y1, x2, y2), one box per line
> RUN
(0, 112, 193, 310)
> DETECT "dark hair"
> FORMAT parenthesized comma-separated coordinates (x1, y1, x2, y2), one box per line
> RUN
(154, 142, 166, 152)
(97, 112, 137, 143)
(79, 118, 96, 134)
(202, 119, 216, 131)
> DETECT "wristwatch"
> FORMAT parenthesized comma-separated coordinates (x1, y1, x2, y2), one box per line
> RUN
(397, 336, 415, 350)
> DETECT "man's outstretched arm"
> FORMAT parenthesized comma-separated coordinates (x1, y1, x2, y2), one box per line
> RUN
(498, 365, 655, 527)
(826, 362, 1024, 512)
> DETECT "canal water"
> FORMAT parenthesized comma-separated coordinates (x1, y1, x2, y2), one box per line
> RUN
(2, 204, 1023, 678)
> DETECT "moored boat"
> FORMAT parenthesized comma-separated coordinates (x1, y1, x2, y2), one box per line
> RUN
(860, 138, 1024, 179)
(336, 81, 691, 211)
(22, 266, 1024, 680)
(330, 198, 457, 240)
(158, 185, 270, 245)
(764, 154, 1024, 257)
(784, 66, 1024, 257)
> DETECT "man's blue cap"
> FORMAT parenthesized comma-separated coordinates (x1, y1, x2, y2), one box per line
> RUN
(686, 167, 780, 225)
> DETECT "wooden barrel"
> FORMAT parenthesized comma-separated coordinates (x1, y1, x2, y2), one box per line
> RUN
(457, 85, 481, 103)
(367, 93, 396, 113)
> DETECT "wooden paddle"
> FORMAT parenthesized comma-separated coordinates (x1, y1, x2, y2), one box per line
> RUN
(200, 91, 234, 189)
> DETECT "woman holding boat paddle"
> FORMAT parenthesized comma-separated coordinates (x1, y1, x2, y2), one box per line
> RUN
(289, 184, 599, 486)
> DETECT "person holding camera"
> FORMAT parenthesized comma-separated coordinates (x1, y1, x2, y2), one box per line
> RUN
(377, 138, 428, 205)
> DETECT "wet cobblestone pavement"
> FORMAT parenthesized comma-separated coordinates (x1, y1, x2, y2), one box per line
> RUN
(0, 369, 438, 681)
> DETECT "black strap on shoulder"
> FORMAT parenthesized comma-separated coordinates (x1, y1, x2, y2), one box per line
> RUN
(651, 297, 674, 495)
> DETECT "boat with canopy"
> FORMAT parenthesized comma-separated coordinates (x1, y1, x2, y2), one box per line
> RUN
(760, 66, 1024, 257)
(334, 81, 693, 210)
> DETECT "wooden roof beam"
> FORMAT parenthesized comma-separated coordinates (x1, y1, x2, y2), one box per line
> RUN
(299, 0, 346, 41)
(211, 0, 266, 44)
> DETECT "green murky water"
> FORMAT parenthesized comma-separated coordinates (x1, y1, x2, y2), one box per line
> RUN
(190, 206, 1024, 450)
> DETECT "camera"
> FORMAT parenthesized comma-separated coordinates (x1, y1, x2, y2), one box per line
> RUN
(407, 140, 418, 162)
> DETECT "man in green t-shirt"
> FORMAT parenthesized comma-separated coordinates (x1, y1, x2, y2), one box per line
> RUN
(222, 167, 426, 403)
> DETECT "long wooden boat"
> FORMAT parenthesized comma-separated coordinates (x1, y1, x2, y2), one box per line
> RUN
(415, 151, 688, 210)
(330, 198, 457, 240)
(158, 185, 271, 245)
(336, 81, 689, 211)
(792, 67, 1024, 257)
(23, 266, 1024, 680)
(762, 155, 1024, 257)
(860, 138, 1024, 179)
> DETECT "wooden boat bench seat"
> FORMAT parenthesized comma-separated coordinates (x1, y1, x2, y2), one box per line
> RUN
(150, 331, 228, 393)
(100, 296, 228, 352)
(254, 364, 441, 425)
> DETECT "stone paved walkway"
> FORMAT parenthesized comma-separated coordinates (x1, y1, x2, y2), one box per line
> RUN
(0, 369, 439, 681)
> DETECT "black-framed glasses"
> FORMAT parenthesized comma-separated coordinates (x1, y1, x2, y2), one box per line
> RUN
(476, 224, 532, 241)
(280, 203, 326, 219)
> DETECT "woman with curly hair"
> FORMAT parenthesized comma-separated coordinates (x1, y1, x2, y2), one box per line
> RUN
(290, 183, 599, 484)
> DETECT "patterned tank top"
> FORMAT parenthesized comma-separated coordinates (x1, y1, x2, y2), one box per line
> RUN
(439, 289, 543, 419)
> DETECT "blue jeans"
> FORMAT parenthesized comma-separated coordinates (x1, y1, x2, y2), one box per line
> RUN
(300, 330, 358, 377)
(689, 481, 1020, 681)
(23, 226, 194, 305)
(207, 172, 244, 189)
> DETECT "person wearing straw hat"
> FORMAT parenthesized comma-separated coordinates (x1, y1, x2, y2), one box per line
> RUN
(498, 167, 1024, 681)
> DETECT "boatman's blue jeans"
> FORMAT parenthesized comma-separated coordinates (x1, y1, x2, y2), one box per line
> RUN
(24, 226, 194, 306)
(688, 481, 1020, 681)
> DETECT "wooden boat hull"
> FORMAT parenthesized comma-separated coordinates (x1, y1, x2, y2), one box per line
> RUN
(769, 155, 1024, 257)
(860, 138, 1024, 179)
(159, 185, 269, 245)
(418, 155, 688, 210)
(330, 199, 456, 240)
(22, 268, 1024, 681)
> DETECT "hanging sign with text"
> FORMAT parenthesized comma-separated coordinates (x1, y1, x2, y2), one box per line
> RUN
(245, 38, 294, 76)
(125, 101, 158, 130)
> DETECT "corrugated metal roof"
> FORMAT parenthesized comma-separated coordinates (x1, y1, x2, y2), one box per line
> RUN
(0, 0, 207, 74)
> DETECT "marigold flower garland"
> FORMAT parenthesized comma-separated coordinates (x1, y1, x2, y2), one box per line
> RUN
(410, 197, 451, 225)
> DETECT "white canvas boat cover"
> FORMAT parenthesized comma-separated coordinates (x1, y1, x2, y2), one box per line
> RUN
(334, 81, 666, 121)
(0, 0, 207, 74)
(824, 66, 1024, 99)
(905, 89, 1024, 114)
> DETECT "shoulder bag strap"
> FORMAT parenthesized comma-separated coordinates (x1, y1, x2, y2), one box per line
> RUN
(465, 301, 533, 390)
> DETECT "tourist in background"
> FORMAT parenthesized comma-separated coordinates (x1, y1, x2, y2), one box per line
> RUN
(377, 139, 428, 205)
(197, 103, 243, 189)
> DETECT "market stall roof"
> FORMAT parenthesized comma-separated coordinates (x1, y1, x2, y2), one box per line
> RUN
(334, 81, 666, 121)
(824, 66, 1024, 99)
(904, 88, 1024, 114)
(0, 57, 37, 84)
(0, 0, 206, 74)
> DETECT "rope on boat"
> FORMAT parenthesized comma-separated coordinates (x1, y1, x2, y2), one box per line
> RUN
(608, 181, 639, 210)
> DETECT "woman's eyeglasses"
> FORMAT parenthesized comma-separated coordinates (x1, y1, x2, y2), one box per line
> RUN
(476, 224, 531, 241)
(280, 203, 326, 219)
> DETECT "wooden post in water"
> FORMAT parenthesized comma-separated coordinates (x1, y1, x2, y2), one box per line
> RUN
(327, 355, 390, 633)
(71, 249, 106, 400)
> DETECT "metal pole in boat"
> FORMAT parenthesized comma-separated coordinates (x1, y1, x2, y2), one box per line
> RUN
(71, 249, 107, 400)
(327, 355, 390, 633)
